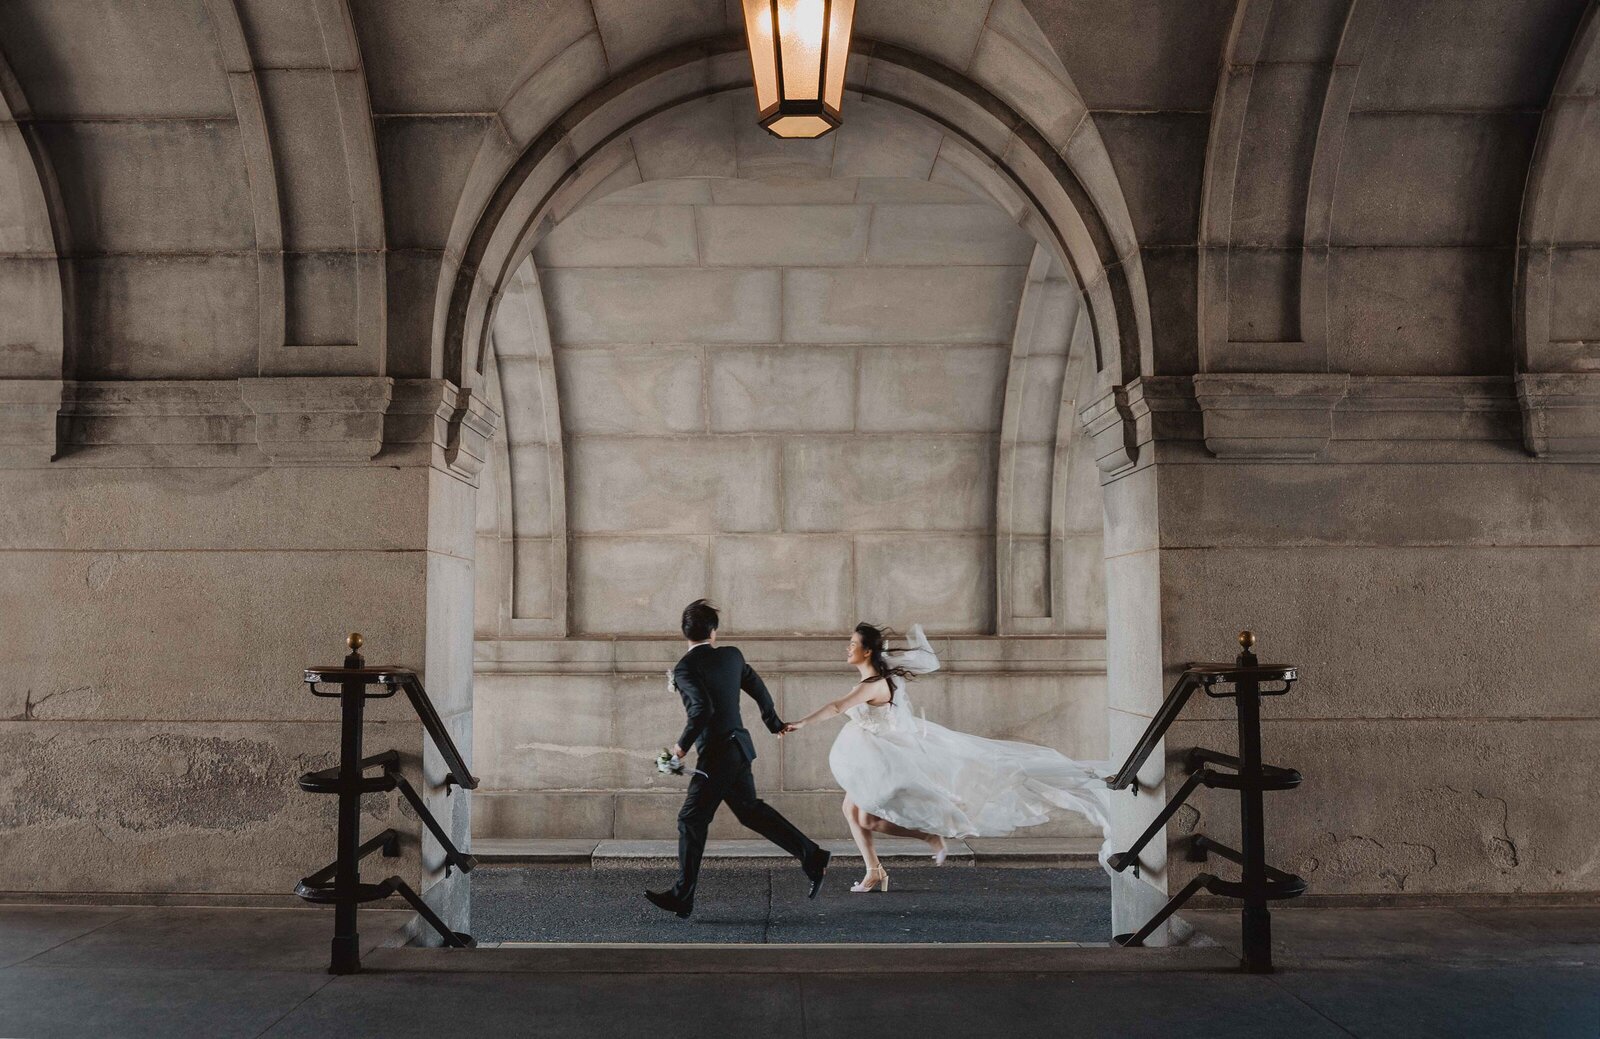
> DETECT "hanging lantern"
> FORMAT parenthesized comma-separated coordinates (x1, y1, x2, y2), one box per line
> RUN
(740, 0, 857, 139)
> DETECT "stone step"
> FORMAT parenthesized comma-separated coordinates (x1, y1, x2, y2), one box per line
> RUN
(471, 836, 1103, 868)
(368, 942, 1237, 973)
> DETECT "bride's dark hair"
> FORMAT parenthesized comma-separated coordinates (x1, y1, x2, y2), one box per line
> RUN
(855, 622, 916, 705)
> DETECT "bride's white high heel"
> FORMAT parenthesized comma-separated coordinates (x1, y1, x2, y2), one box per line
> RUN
(851, 867, 889, 893)
(929, 836, 948, 866)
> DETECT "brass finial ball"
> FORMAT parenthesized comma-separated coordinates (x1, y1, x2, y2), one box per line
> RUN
(1239, 630, 1257, 650)
(347, 632, 364, 652)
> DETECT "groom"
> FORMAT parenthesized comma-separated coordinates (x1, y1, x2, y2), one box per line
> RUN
(645, 599, 830, 917)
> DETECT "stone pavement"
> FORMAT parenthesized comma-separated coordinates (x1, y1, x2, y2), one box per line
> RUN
(473, 864, 1113, 944)
(0, 902, 1596, 1038)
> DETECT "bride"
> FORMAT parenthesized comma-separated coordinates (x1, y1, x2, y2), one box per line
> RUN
(783, 623, 1110, 893)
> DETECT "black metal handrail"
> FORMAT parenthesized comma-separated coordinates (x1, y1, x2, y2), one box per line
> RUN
(304, 668, 479, 794)
(1104, 671, 1203, 792)
(1105, 657, 1298, 793)
(1106, 632, 1305, 973)
(296, 634, 479, 974)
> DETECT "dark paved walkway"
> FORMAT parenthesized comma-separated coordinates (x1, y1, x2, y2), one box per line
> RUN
(472, 864, 1113, 944)
(0, 902, 1596, 1037)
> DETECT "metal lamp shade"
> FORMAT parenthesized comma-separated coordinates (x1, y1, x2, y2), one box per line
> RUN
(741, 0, 856, 139)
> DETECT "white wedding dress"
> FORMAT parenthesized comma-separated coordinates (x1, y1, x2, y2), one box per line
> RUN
(828, 625, 1111, 846)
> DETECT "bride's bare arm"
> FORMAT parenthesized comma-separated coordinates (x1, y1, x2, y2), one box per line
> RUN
(785, 680, 880, 732)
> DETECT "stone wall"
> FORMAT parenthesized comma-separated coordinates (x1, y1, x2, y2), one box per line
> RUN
(469, 174, 1113, 839)
(534, 175, 1035, 636)
(1160, 454, 1600, 899)
(473, 636, 1107, 841)
(2, 0, 1598, 921)
(1082, 376, 1600, 915)
(0, 380, 489, 935)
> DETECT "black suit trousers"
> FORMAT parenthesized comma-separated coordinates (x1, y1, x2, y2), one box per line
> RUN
(672, 736, 819, 902)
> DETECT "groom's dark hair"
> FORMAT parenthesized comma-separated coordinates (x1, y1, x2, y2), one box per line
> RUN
(681, 599, 719, 642)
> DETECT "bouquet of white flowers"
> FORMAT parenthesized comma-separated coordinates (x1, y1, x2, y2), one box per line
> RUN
(655, 747, 707, 779)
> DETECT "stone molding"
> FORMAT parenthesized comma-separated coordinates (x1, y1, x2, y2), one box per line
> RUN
(240, 376, 393, 464)
(21, 373, 1576, 469)
(1082, 384, 1140, 476)
(1193, 373, 1351, 460)
(383, 378, 450, 446)
(1127, 377, 1202, 447)
(1339, 377, 1519, 444)
(1082, 374, 1528, 472)
(385, 379, 501, 481)
(58, 381, 256, 463)
(445, 388, 499, 479)
(18, 377, 500, 473)
(0, 378, 63, 464)
(1080, 378, 1201, 478)
(1516, 372, 1600, 459)
(474, 634, 1108, 676)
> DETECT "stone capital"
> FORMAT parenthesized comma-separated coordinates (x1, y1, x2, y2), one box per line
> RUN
(1516, 372, 1600, 459)
(385, 379, 501, 482)
(445, 387, 500, 479)
(1192, 373, 1350, 460)
(239, 376, 393, 464)
(1081, 384, 1139, 476)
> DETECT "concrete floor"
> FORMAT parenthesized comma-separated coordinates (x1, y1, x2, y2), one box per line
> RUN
(468, 838, 1112, 943)
(470, 858, 1113, 941)
(0, 903, 1596, 1037)
(473, 864, 1113, 943)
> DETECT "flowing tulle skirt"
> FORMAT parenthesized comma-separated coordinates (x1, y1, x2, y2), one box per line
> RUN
(829, 711, 1110, 842)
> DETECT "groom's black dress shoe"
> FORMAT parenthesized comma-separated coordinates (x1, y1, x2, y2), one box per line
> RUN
(804, 849, 831, 899)
(645, 889, 692, 918)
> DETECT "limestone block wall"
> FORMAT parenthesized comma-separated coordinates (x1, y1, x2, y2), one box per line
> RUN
(470, 174, 1114, 839)
(1159, 456, 1600, 899)
(6, 0, 1595, 917)
(472, 636, 1107, 841)
(0, 382, 487, 928)
(0, 0, 486, 920)
(1082, 379, 1600, 907)
(0, 457, 425, 898)
(533, 176, 1037, 637)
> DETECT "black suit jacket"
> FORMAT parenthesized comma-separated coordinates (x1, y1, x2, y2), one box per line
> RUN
(673, 644, 784, 762)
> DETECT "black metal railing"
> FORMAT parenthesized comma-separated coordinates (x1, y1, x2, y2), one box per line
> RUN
(295, 634, 480, 974)
(1105, 669, 1206, 793)
(1105, 631, 1305, 973)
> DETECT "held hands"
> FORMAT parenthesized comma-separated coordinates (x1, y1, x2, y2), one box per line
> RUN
(780, 721, 803, 736)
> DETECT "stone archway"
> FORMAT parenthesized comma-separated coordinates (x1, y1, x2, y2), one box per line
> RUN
(432, 34, 1151, 397)
(470, 91, 1111, 643)
(470, 157, 1115, 849)
(440, 22, 1175, 941)
(1515, 2, 1600, 457)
